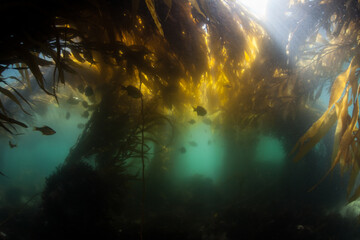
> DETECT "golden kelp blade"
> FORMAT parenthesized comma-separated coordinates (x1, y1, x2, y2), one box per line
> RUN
(331, 86, 359, 171)
(328, 57, 355, 108)
(145, 0, 164, 37)
(332, 86, 350, 163)
(189, 0, 207, 19)
(291, 107, 337, 162)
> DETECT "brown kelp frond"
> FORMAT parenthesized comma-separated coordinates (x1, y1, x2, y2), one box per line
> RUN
(0, 0, 265, 133)
(289, 0, 360, 195)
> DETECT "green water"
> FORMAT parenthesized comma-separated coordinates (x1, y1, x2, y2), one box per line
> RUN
(0, 104, 85, 191)
(174, 122, 225, 182)
(255, 135, 285, 165)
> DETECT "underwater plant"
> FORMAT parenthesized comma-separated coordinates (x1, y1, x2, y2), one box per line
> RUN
(0, 0, 359, 207)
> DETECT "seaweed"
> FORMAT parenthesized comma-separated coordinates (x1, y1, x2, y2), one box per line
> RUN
(0, 0, 360, 212)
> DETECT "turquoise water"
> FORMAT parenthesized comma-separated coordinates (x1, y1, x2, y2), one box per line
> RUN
(0, 103, 85, 195)
(255, 135, 285, 165)
(174, 122, 225, 182)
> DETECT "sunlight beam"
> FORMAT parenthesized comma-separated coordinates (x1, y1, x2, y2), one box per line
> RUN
(236, 0, 269, 20)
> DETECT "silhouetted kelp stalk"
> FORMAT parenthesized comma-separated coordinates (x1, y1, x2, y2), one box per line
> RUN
(139, 72, 146, 240)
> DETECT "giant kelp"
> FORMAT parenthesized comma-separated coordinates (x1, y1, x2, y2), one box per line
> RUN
(0, 0, 360, 200)
(288, 0, 360, 200)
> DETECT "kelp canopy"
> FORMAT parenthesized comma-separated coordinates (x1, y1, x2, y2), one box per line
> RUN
(0, 0, 360, 199)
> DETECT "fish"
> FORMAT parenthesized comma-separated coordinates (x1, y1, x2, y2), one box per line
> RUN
(84, 86, 94, 96)
(66, 112, 70, 120)
(188, 141, 198, 147)
(9, 141, 17, 148)
(0, 171, 8, 177)
(82, 101, 89, 108)
(82, 110, 89, 118)
(77, 123, 85, 129)
(66, 96, 81, 105)
(188, 119, 196, 124)
(34, 126, 56, 135)
(193, 106, 207, 116)
(208, 140, 212, 145)
(121, 85, 142, 98)
(179, 146, 186, 153)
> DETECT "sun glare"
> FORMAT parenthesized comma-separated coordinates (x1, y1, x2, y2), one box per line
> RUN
(237, 0, 269, 19)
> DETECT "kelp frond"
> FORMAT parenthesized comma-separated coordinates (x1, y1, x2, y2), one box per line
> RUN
(289, 0, 360, 198)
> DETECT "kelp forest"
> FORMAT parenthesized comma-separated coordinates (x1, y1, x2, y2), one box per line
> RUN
(1, 0, 360, 239)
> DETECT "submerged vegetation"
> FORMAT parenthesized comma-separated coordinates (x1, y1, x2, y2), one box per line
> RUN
(1, 0, 360, 238)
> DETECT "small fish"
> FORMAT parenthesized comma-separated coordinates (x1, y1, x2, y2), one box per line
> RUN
(77, 123, 85, 129)
(66, 112, 70, 120)
(121, 85, 142, 98)
(0, 171, 8, 177)
(81, 110, 89, 118)
(203, 118, 212, 125)
(188, 119, 196, 124)
(84, 86, 94, 96)
(67, 96, 81, 105)
(179, 146, 186, 153)
(9, 141, 17, 148)
(82, 101, 89, 108)
(34, 126, 56, 135)
(193, 106, 207, 116)
(188, 141, 198, 147)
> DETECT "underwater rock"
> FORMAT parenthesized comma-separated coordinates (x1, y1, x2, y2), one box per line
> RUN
(340, 200, 360, 218)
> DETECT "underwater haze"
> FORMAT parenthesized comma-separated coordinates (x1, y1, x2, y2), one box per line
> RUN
(1, 0, 360, 239)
